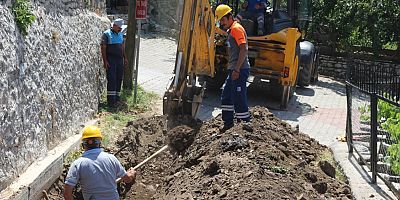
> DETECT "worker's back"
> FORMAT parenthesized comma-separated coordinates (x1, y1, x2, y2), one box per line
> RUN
(66, 148, 126, 200)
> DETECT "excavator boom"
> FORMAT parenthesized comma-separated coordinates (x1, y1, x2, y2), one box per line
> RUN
(163, 0, 215, 118)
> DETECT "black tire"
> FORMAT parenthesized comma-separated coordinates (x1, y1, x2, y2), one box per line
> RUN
(297, 62, 311, 87)
(297, 41, 316, 87)
(290, 48, 300, 97)
(310, 52, 319, 83)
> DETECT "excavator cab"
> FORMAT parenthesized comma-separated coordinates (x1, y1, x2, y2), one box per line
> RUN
(163, 0, 316, 118)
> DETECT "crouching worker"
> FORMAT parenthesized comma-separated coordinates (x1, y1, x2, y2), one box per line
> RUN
(64, 125, 136, 200)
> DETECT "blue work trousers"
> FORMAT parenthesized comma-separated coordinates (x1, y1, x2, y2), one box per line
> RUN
(221, 68, 250, 125)
(106, 56, 124, 107)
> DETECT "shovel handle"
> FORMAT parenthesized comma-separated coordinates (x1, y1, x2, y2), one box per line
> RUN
(116, 145, 169, 183)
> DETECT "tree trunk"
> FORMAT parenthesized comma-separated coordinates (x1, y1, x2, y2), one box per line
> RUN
(123, 0, 137, 91)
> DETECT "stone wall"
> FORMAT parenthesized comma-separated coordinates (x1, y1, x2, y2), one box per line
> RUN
(148, 0, 181, 30)
(319, 54, 400, 80)
(0, 0, 108, 190)
(318, 55, 348, 80)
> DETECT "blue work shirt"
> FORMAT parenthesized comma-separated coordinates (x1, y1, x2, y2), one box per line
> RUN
(248, 0, 267, 14)
(101, 28, 124, 59)
(65, 148, 127, 200)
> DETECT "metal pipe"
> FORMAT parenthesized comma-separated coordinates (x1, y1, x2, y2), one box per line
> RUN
(370, 93, 378, 184)
(174, 52, 183, 88)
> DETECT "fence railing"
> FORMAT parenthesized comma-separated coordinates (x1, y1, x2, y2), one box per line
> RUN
(346, 58, 400, 199)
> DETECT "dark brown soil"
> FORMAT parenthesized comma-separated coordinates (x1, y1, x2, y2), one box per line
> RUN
(42, 107, 352, 200)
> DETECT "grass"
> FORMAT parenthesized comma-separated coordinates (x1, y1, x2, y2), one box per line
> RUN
(64, 150, 83, 165)
(64, 85, 158, 165)
(314, 149, 347, 183)
(98, 86, 158, 146)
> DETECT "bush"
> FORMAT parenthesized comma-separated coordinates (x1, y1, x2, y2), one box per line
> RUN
(12, 0, 36, 36)
(378, 100, 400, 174)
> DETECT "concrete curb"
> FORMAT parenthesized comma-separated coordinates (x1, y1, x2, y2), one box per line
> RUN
(0, 120, 98, 200)
(331, 141, 397, 200)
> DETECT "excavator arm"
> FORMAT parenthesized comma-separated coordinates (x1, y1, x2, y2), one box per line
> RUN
(163, 0, 215, 118)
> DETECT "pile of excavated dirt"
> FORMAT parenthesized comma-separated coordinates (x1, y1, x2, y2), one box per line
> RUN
(42, 106, 352, 199)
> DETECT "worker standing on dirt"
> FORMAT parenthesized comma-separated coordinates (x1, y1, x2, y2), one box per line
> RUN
(64, 125, 136, 200)
(215, 5, 251, 132)
(236, 0, 268, 35)
(101, 18, 128, 108)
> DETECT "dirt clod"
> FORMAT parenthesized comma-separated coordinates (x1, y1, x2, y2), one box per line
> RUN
(319, 160, 336, 178)
(167, 125, 195, 154)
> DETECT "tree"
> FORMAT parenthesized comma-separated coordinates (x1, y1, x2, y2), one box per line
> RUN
(308, 0, 400, 52)
(123, 0, 137, 91)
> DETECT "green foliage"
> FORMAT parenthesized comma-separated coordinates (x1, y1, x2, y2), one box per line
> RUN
(358, 104, 371, 122)
(12, 0, 36, 36)
(98, 85, 157, 147)
(314, 149, 347, 183)
(388, 144, 400, 175)
(120, 86, 158, 112)
(99, 85, 158, 113)
(64, 150, 83, 165)
(308, 0, 400, 51)
(378, 100, 400, 174)
(269, 165, 288, 174)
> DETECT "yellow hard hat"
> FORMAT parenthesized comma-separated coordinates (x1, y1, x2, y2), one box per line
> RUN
(81, 125, 103, 140)
(215, 4, 232, 22)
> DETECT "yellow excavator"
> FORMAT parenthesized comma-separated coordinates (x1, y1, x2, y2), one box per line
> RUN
(163, 0, 318, 117)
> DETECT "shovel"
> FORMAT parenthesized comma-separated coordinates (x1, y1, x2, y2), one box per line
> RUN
(116, 145, 169, 183)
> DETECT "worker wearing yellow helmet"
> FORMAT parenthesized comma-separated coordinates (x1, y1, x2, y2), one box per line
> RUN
(64, 125, 137, 200)
(215, 4, 251, 132)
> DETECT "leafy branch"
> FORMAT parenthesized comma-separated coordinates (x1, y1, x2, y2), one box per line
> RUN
(12, 0, 36, 36)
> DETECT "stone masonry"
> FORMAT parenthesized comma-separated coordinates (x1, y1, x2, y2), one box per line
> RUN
(148, 0, 181, 30)
(0, 0, 108, 191)
(319, 54, 400, 80)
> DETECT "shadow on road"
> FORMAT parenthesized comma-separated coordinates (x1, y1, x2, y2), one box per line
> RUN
(316, 76, 346, 96)
(199, 81, 318, 122)
(347, 154, 396, 200)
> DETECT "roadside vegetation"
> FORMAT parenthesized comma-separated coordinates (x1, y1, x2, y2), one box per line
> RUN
(308, 0, 399, 52)
(12, 0, 36, 36)
(358, 100, 400, 175)
(64, 86, 158, 164)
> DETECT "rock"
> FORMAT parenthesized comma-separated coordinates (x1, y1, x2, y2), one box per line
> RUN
(340, 186, 351, 194)
(146, 185, 156, 192)
(297, 193, 307, 200)
(312, 181, 328, 194)
(253, 111, 261, 117)
(219, 189, 227, 198)
(242, 123, 253, 132)
(305, 172, 317, 183)
(203, 161, 220, 176)
(220, 136, 249, 152)
(319, 160, 336, 178)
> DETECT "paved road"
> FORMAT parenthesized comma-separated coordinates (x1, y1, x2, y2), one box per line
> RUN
(137, 37, 397, 199)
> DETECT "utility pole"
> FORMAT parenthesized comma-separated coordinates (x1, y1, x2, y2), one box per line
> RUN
(123, 0, 137, 91)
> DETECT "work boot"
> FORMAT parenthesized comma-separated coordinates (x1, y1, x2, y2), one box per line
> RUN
(257, 30, 264, 36)
(219, 123, 234, 133)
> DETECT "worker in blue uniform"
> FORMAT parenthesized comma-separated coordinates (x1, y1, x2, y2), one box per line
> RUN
(236, 0, 268, 35)
(215, 5, 251, 132)
(101, 18, 128, 108)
